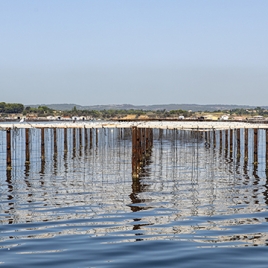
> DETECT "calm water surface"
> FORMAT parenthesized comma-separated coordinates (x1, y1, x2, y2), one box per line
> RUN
(0, 127, 268, 267)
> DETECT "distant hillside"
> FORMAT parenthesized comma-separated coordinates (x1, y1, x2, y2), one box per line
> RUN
(28, 103, 266, 112)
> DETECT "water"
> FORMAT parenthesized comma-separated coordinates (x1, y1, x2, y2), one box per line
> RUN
(1, 127, 268, 267)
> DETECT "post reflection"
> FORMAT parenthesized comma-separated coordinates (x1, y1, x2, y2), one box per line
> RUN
(6, 169, 14, 224)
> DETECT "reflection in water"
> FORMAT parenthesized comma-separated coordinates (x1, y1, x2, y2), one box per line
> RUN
(1, 127, 268, 267)
(6, 170, 13, 225)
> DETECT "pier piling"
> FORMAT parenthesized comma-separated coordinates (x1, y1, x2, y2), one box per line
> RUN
(85, 128, 88, 150)
(90, 129, 93, 149)
(6, 128, 11, 170)
(41, 128, 45, 161)
(54, 128, 57, 155)
(64, 128, 67, 152)
(225, 130, 228, 157)
(73, 128, 76, 151)
(96, 129, 98, 147)
(254, 128, 258, 165)
(132, 126, 138, 178)
(266, 129, 268, 170)
(25, 128, 30, 164)
(230, 129, 233, 159)
(132, 127, 153, 178)
(237, 129, 241, 157)
(79, 128, 82, 148)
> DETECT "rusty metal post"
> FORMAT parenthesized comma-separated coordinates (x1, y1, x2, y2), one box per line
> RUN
(25, 128, 30, 164)
(254, 128, 258, 165)
(6, 128, 11, 170)
(41, 128, 45, 161)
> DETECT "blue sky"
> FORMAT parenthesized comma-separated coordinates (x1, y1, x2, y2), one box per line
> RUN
(1, 0, 268, 106)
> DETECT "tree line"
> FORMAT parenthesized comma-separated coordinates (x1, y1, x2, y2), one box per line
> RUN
(0, 102, 192, 119)
(0, 102, 24, 113)
(1, 102, 267, 119)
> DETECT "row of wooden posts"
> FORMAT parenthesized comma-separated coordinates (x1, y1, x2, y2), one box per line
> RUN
(131, 127, 268, 177)
(131, 126, 154, 178)
(4, 127, 268, 174)
(6, 127, 98, 170)
(203, 128, 268, 166)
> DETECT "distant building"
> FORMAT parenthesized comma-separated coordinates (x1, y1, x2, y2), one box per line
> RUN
(248, 116, 264, 121)
(220, 115, 229, 120)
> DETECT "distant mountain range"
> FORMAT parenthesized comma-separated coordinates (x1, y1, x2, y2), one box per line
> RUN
(28, 103, 267, 112)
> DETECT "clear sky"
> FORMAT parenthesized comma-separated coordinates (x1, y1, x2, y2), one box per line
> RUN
(1, 0, 268, 106)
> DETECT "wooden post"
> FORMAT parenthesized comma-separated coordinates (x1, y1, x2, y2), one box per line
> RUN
(237, 129, 241, 157)
(254, 128, 258, 165)
(230, 129, 233, 159)
(266, 129, 268, 171)
(150, 128, 153, 148)
(64, 128, 68, 152)
(150, 128, 153, 150)
(53, 128, 57, 155)
(73, 128, 76, 156)
(145, 128, 150, 153)
(79, 128, 82, 148)
(53, 128, 57, 174)
(85, 128, 88, 150)
(25, 128, 30, 164)
(64, 128, 67, 162)
(41, 128, 45, 161)
(244, 128, 248, 162)
(90, 129, 93, 149)
(219, 130, 222, 152)
(6, 128, 11, 170)
(132, 126, 138, 178)
(159, 129, 163, 140)
(137, 128, 141, 171)
(213, 129, 216, 148)
(79, 128, 82, 156)
(96, 128, 98, 147)
(142, 128, 145, 162)
(225, 129, 228, 155)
